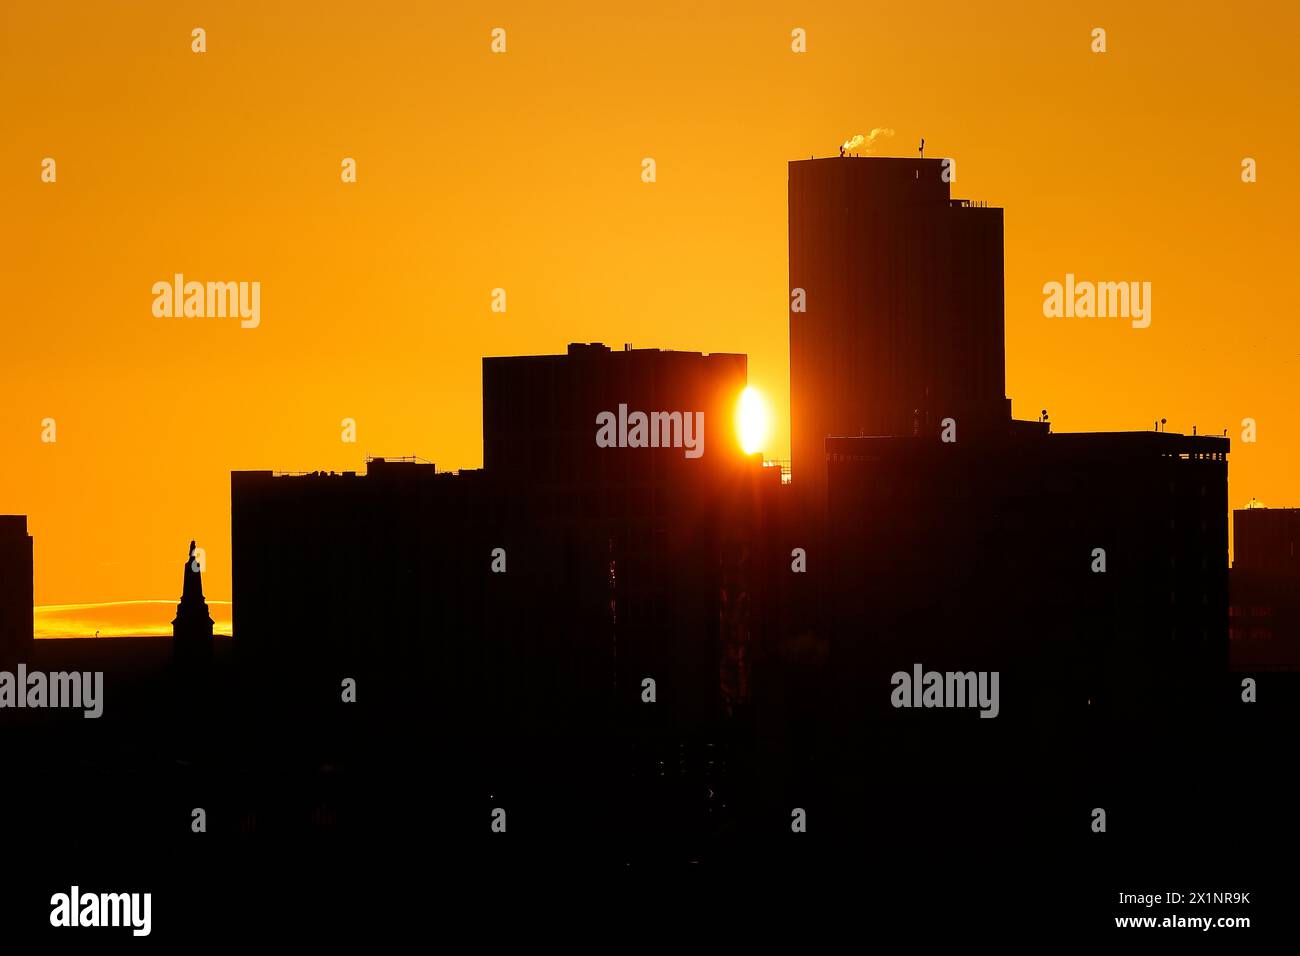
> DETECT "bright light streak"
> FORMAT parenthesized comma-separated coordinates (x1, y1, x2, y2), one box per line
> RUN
(737, 386, 769, 456)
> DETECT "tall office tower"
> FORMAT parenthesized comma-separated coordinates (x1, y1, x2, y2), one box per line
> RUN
(0, 516, 34, 666)
(482, 343, 764, 726)
(788, 156, 1011, 513)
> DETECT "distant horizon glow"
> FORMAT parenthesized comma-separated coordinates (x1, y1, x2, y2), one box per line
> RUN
(35, 599, 233, 612)
(34, 600, 233, 640)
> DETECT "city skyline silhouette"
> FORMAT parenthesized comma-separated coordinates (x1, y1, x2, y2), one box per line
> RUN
(6, 4, 1299, 614)
(5, 145, 1298, 943)
(4, 3, 1299, 936)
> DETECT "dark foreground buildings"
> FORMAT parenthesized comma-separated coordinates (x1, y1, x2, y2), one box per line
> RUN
(231, 345, 789, 817)
(229, 343, 796, 854)
(786, 155, 1231, 724)
(781, 156, 1244, 875)
(219, 155, 1237, 855)
(8, 153, 1276, 927)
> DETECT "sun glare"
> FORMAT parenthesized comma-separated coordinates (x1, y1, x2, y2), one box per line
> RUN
(737, 386, 769, 456)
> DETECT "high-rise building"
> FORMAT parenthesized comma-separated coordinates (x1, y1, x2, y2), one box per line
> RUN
(482, 342, 766, 724)
(788, 153, 1231, 721)
(788, 157, 1010, 513)
(0, 515, 34, 666)
(483, 341, 749, 485)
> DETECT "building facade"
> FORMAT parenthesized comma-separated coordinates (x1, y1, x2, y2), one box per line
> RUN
(789, 157, 1010, 515)
(1231, 506, 1300, 670)
(0, 515, 34, 667)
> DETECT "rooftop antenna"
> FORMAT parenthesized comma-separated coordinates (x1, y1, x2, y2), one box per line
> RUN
(919, 137, 925, 159)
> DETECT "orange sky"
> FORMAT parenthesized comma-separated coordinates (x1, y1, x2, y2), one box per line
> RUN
(2, 1, 1297, 626)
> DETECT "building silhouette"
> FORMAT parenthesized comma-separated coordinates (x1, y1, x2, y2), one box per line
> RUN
(173, 540, 215, 672)
(788, 157, 1010, 515)
(482, 343, 772, 726)
(232, 344, 782, 743)
(826, 429, 1229, 723)
(216, 157, 1241, 860)
(0, 515, 34, 667)
(784, 155, 1229, 723)
(231, 459, 493, 734)
(6, 150, 1280, 914)
(1231, 505, 1300, 669)
(228, 343, 791, 853)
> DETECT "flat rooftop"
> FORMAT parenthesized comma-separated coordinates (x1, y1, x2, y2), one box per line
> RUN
(483, 342, 746, 362)
(827, 429, 1230, 457)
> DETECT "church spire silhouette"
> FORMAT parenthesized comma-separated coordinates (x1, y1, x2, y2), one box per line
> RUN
(173, 540, 214, 666)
